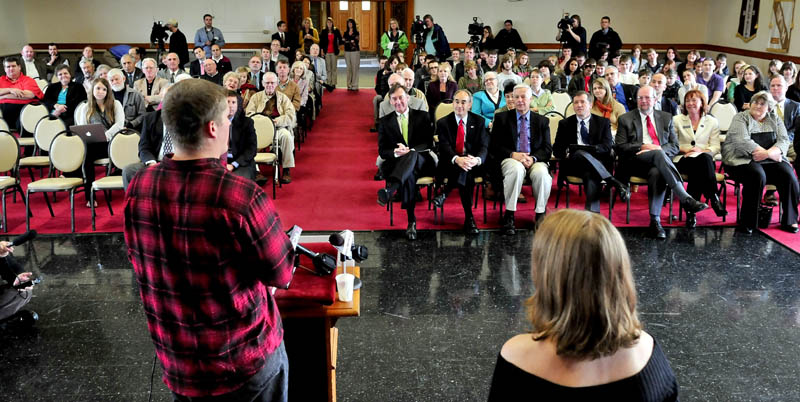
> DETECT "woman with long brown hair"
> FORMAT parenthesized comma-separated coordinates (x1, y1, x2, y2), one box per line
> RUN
(590, 77, 625, 132)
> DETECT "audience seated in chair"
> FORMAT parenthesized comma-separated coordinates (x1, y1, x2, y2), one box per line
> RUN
(42, 65, 87, 127)
(245, 72, 297, 185)
(0, 56, 45, 131)
(107, 68, 146, 131)
(223, 91, 258, 180)
(120, 54, 144, 88)
(133, 58, 169, 112)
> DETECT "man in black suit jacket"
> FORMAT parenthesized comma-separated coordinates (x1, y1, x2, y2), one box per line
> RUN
(377, 84, 437, 240)
(489, 84, 552, 235)
(554, 91, 629, 212)
(200, 59, 223, 86)
(615, 85, 707, 239)
(272, 21, 298, 63)
(121, 55, 144, 88)
(19, 45, 48, 80)
(166, 20, 190, 68)
(767, 75, 800, 203)
(651, 73, 678, 116)
(122, 109, 166, 189)
(604, 66, 637, 112)
(432, 90, 489, 234)
(189, 47, 206, 77)
(224, 91, 258, 180)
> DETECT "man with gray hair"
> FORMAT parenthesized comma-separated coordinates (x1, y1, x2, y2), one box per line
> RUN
(107, 68, 146, 130)
(134, 58, 169, 112)
(245, 72, 297, 184)
(125, 79, 292, 402)
(489, 83, 553, 234)
(120, 54, 144, 88)
(157, 53, 189, 84)
(165, 18, 190, 67)
(19, 45, 47, 80)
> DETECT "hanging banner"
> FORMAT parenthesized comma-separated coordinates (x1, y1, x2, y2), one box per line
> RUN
(737, 0, 761, 42)
(767, 0, 795, 53)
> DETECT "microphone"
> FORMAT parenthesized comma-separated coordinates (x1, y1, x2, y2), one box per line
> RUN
(10, 230, 37, 247)
(329, 231, 353, 261)
(295, 243, 336, 276)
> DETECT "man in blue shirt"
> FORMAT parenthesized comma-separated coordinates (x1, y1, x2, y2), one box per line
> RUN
(421, 14, 451, 62)
(194, 14, 225, 55)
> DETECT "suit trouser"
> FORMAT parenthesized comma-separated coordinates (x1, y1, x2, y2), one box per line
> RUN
(231, 164, 256, 181)
(345, 51, 360, 90)
(387, 151, 436, 210)
(0, 103, 24, 132)
(373, 95, 383, 126)
(440, 165, 484, 218)
(628, 149, 690, 216)
(725, 161, 799, 228)
(562, 150, 612, 212)
(276, 127, 295, 168)
(123, 162, 147, 190)
(325, 53, 337, 87)
(676, 152, 717, 202)
(501, 159, 551, 213)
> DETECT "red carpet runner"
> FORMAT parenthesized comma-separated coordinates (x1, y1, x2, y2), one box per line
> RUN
(3, 90, 799, 254)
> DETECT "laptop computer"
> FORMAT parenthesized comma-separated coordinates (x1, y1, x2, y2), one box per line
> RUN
(69, 124, 108, 144)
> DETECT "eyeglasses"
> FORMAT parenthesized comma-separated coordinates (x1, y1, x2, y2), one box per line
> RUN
(636, 96, 654, 101)
(584, 64, 596, 69)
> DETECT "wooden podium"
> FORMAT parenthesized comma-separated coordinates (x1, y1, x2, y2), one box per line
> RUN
(279, 266, 360, 402)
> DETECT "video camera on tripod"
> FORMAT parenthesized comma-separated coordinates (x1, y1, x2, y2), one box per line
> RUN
(467, 17, 484, 51)
(410, 15, 426, 46)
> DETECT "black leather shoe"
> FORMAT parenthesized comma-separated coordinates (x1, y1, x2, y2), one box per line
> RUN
(735, 225, 754, 235)
(464, 216, 479, 235)
(373, 169, 384, 181)
(648, 220, 666, 239)
(501, 212, 516, 236)
(433, 193, 446, 208)
(0, 310, 38, 332)
(406, 222, 417, 240)
(681, 197, 708, 214)
(780, 224, 799, 233)
(609, 178, 630, 202)
(709, 195, 728, 217)
(686, 213, 697, 228)
(377, 188, 394, 207)
(535, 211, 546, 229)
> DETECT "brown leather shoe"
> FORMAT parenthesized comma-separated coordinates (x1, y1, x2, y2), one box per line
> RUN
(280, 171, 292, 184)
(483, 183, 496, 200)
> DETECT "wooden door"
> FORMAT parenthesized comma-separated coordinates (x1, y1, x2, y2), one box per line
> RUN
(329, 1, 377, 52)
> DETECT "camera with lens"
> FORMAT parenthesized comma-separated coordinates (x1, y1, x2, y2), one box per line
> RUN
(466, 17, 484, 51)
(411, 15, 426, 45)
(150, 21, 170, 51)
(557, 14, 573, 31)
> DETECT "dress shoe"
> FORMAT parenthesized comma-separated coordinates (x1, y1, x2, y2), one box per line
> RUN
(613, 181, 630, 202)
(685, 213, 697, 228)
(280, 171, 292, 184)
(433, 193, 447, 208)
(780, 224, 799, 233)
(735, 225, 754, 235)
(709, 195, 728, 217)
(464, 216, 479, 235)
(0, 310, 38, 331)
(763, 191, 779, 206)
(680, 197, 708, 214)
(647, 220, 666, 239)
(535, 211, 546, 229)
(406, 222, 417, 240)
(378, 187, 396, 207)
(373, 169, 384, 181)
(501, 212, 516, 236)
(369, 127, 377, 133)
(483, 184, 497, 200)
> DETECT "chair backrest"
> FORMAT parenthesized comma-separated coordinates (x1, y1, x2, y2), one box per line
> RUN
(564, 102, 575, 117)
(49, 131, 86, 174)
(0, 118, 8, 132)
(544, 112, 563, 146)
(552, 92, 571, 115)
(108, 129, 141, 169)
(35, 79, 48, 92)
(434, 102, 454, 122)
(0, 130, 20, 173)
(251, 114, 275, 150)
(34, 115, 67, 152)
(19, 103, 48, 134)
(710, 102, 737, 132)
(74, 101, 88, 125)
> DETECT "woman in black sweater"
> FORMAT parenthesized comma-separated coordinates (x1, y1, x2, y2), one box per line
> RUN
(41, 65, 87, 126)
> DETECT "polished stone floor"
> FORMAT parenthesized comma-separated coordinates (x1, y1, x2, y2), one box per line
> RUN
(1, 227, 798, 401)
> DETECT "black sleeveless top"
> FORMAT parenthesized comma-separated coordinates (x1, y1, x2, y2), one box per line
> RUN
(487, 339, 679, 401)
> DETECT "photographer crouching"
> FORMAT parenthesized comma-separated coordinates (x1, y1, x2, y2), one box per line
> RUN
(0, 241, 37, 331)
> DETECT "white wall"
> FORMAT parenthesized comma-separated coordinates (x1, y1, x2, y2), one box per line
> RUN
(413, 0, 710, 45)
(23, 0, 281, 46)
(0, 0, 28, 55)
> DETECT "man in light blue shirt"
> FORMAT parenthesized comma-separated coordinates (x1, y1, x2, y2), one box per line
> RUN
(194, 14, 225, 55)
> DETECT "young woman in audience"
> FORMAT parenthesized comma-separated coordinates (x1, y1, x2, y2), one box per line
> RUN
(537, 61, 560, 93)
(663, 47, 681, 66)
(528, 69, 554, 115)
(722, 91, 799, 234)
(661, 60, 677, 75)
(673, 89, 726, 226)
(677, 50, 699, 77)
(42, 65, 87, 127)
(514, 53, 534, 81)
(768, 59, 783, 77)
(471, 72, 505, 128)
(295, 49, 305, 64)
(556, 47, 572, 74)
(557, 57, 579, 89)
(725, 60, 747, 103)
(496, 55, 522, 88)
(343, 19, 361, 91)
(733, 65, 766, 111)
(495, 81, 517, 115)
(291, 61, 311, 112)
(299, 17, 320, 54)
(629, 44, 643, 72)
(426, 61, 457, 119)
(73, 78, 125, 207)
(488, 209, 679, 401)
(413, 51, 426, 72)
(480, 26, 495, 51)
(679, 69, 708, 105)
(590, 77, 625, 132)
(780, 62, 800, 102)
(457, 61, 482, 94)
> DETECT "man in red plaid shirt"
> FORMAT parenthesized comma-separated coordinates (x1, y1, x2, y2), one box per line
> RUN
(124, 79, 295, 401)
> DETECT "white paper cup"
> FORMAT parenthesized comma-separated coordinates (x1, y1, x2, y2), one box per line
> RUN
(336, 273, 355, 302)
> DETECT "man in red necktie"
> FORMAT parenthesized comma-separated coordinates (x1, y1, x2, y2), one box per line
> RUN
(615, 85, 708, 239)
(432, 90, 489, 234)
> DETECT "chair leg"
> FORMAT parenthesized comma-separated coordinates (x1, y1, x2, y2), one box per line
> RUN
(554, 182, 562, 208)
(1, 190, 6, 233)
(389, 198, 393, 226)
(91, 188, 96, 231)
(626, 187, 631, 224)
(608, 187, 613, 221)
(70, 190, 75, 233)
(43, 191, 54, 217)
(25, 190, 31, 231)
(565, 183, 571, 209)
(721, 182, 727, 223)
(104, 190, 113, 216)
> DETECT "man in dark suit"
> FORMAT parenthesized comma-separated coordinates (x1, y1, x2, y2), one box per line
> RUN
(262, 40, 289, 74)
(272, 21, 298, 63)
(432, 90, 489, 234)
(200, 59, 223, 86)
(247, 56, 264, 91)
(377, 84, 437, 240)
(615, 85, 708, 239)
(189, 47, 206, 77)
(768, 74, 800, 204)
(224, 91, 257, 180)
(122, 109, 166, 190)
(19, 45, 47, 80)
(489, 84, 552, 235)
(553, 91, 630, 212)
(651, 73, 678, 116)
(120, 54, 144, 88)
(166, 19, 190, 68)
(604, 66, 636, 112)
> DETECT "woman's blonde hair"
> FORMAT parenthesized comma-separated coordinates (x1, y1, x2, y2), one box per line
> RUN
(526, 209, 642, 360)
(591, 77, 614, 105)
(303, 17, 314, 29)
(291, 61, 307, 79)
(431, 61, 454, 82)
(86, 78, 116, 125)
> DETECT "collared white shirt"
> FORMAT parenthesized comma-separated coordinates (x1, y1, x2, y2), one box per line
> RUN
(23, 59, 39, 79)
(576, 114, 591, 145)
(640, 109, 656, 145)
(212, 55, 223, 63)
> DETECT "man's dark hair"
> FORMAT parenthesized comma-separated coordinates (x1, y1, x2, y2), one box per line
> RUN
(571, 15, 582, 25)
(573, 90, 594, 105)
(602, 16, 611, 22)
(193, 46, 204, 52)
(203, 13, 213, 19)
(225, 90, 239, 98)
(276, 59, 290, 67)
(503, 81, 516, 94)
(48, 42, 57, 47)
(424, 54, 436, 62)
(378, 55, 388, 62)
(3, 56, 20, 66)
(423, 14, 433, 22)
(584, 58, 597, 67)
(574, 50, 586, 58)
(487, 49, 498, 56)
(538, 61, 554, 71)
(388, 83, 406, 97)
(277, 20, 286, 28)
(716, 53, 727, 61)
(162, 80, 227, 152)
(505, 19, 513, 25)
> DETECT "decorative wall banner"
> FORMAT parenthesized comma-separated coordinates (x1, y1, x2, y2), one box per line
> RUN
(767, 0, 795, 53)
(738, 0, 761, 42)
